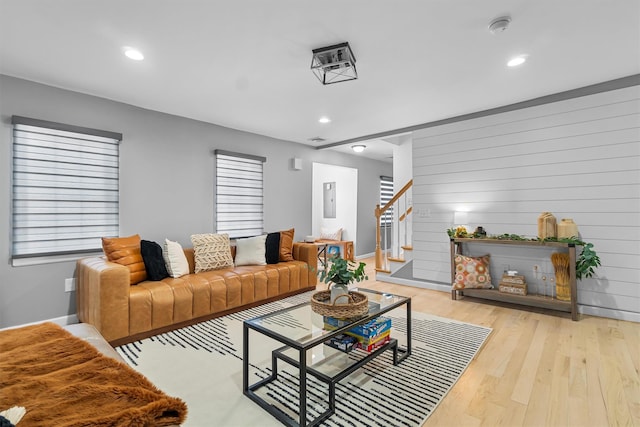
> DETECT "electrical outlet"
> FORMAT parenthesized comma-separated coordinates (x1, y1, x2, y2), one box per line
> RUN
(64, 278, 76, 292)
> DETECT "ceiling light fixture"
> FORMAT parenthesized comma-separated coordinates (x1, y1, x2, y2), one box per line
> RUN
(318, 116, 331, 124)
(507, 56, 526, 67)
(123, 47, 144, 61)
(351, 145, 366, 153)
(311, 42, 357, 85)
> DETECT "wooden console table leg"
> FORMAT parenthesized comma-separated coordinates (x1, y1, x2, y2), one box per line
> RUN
(569, 244, 578, 321)
(450, 239, 458, 300)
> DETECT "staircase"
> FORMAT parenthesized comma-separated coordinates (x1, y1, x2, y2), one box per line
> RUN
(375, 179, 413, 279)
(374, 179, 456, 292)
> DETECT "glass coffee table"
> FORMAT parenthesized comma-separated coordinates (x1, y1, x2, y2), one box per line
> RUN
(243, 288, 411, 427)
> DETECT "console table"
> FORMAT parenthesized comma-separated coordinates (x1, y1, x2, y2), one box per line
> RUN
(450, 238, 579, 320)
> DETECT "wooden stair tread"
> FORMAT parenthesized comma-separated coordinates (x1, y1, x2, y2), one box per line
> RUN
(388, 257, 405, 263)
(401, 245, 413, 250)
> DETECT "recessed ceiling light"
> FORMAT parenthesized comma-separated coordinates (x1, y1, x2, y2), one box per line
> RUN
(123, 47, 144, 61)
(351, 145, 366, 153)
(318, 116, 331, 124)
(507, 56, 526, 67)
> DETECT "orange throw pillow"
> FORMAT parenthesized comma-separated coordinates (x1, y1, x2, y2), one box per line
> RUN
(102, 234, 147, 285)
(279, 228, 294, 262)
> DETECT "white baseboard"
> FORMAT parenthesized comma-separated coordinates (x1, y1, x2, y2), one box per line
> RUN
(376, 274, 450, 293)
(579, 305, 640, 323)
(0, 314, 79, 331)
(356, 252, 375, 260)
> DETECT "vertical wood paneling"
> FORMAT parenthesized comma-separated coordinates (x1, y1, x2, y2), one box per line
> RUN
(412, 85, 640, 318)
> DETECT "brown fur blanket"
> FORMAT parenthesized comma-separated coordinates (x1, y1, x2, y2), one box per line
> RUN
(0, 322, 187, 426)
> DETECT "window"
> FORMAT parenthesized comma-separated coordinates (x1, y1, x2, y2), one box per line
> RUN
(380, 175, 394, 226)
(214, 150, 266, 238)
(11, 116, 121, 263)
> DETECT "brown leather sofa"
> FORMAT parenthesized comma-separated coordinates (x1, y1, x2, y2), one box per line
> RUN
(77, 242, 317, 345)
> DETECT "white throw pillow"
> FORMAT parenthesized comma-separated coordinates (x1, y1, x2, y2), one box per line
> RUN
(320, 227, 342, 241)
(234, 235, 267, 266)
(191, 233, 234, 273)
(163, 239, 189, 278)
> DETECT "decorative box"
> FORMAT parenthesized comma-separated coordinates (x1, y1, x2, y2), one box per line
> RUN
(499, 274, 527, 295)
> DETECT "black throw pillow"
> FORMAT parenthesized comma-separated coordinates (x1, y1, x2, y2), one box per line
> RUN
(140, 240, 170, 281)
(265, 232, 281, 264)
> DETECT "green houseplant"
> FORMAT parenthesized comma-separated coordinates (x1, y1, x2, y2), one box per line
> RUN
(318, 257, 368, 302)
(550, 237, 601, 280)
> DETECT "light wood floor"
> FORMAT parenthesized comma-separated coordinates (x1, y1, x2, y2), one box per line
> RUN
(324, 257, 640, 427)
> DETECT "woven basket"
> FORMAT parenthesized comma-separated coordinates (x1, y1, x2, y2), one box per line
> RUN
(310, 289, 369, 319)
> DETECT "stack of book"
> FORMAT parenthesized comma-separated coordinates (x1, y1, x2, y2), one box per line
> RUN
(498, 274, 527, 295)
(350, 317, 391, 351)
(323, 316, 392, 352)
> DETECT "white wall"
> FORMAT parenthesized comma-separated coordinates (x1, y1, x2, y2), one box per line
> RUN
(411, 84, 640, 321)
(311, 163, 358, 248)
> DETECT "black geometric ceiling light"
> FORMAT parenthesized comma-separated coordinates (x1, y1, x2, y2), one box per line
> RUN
(310, 42, 357, 85)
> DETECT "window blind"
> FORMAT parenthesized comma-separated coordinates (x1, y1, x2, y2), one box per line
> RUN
(380, 175, 394, 226)
(11, 116, 121, 259)
(214, 150, 266, 239)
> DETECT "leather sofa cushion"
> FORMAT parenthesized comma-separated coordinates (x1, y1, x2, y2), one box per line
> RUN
(102, 234, 147, 285)
(279, 228, 295, 262)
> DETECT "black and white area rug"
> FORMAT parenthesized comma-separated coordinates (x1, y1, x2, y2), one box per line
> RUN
(116, 292, 491, 427)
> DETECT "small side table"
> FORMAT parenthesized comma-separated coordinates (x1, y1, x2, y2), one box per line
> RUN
(310, 242, 329, 270)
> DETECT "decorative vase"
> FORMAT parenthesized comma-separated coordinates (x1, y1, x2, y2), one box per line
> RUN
(557, 218, 579, 239)
(551, 252, 571, 301)
(537, 212, 557, 239)
(473, 226, 487, 237)
(330, 284, 349, 305)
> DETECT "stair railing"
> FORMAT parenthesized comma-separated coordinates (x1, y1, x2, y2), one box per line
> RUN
(375, 179, 413, 271)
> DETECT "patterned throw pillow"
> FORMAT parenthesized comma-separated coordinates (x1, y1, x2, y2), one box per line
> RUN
(101, 234, 147, 285)
(452, 254, 493, 290)
(191, 233, 234, 273)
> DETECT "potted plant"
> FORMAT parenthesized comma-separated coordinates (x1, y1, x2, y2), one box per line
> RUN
(318, 257, 368, 304)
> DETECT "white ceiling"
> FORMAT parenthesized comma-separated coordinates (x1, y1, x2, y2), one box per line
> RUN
(1, 0, 639, 164)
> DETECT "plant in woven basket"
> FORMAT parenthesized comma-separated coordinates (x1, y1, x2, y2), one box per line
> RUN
(318, 256, 368, 291)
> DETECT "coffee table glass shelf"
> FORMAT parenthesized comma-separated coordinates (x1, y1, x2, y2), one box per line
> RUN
(243, 288, 411, 427)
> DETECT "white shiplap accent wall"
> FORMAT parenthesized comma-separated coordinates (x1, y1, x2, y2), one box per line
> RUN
(412, 85, 640, 320)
